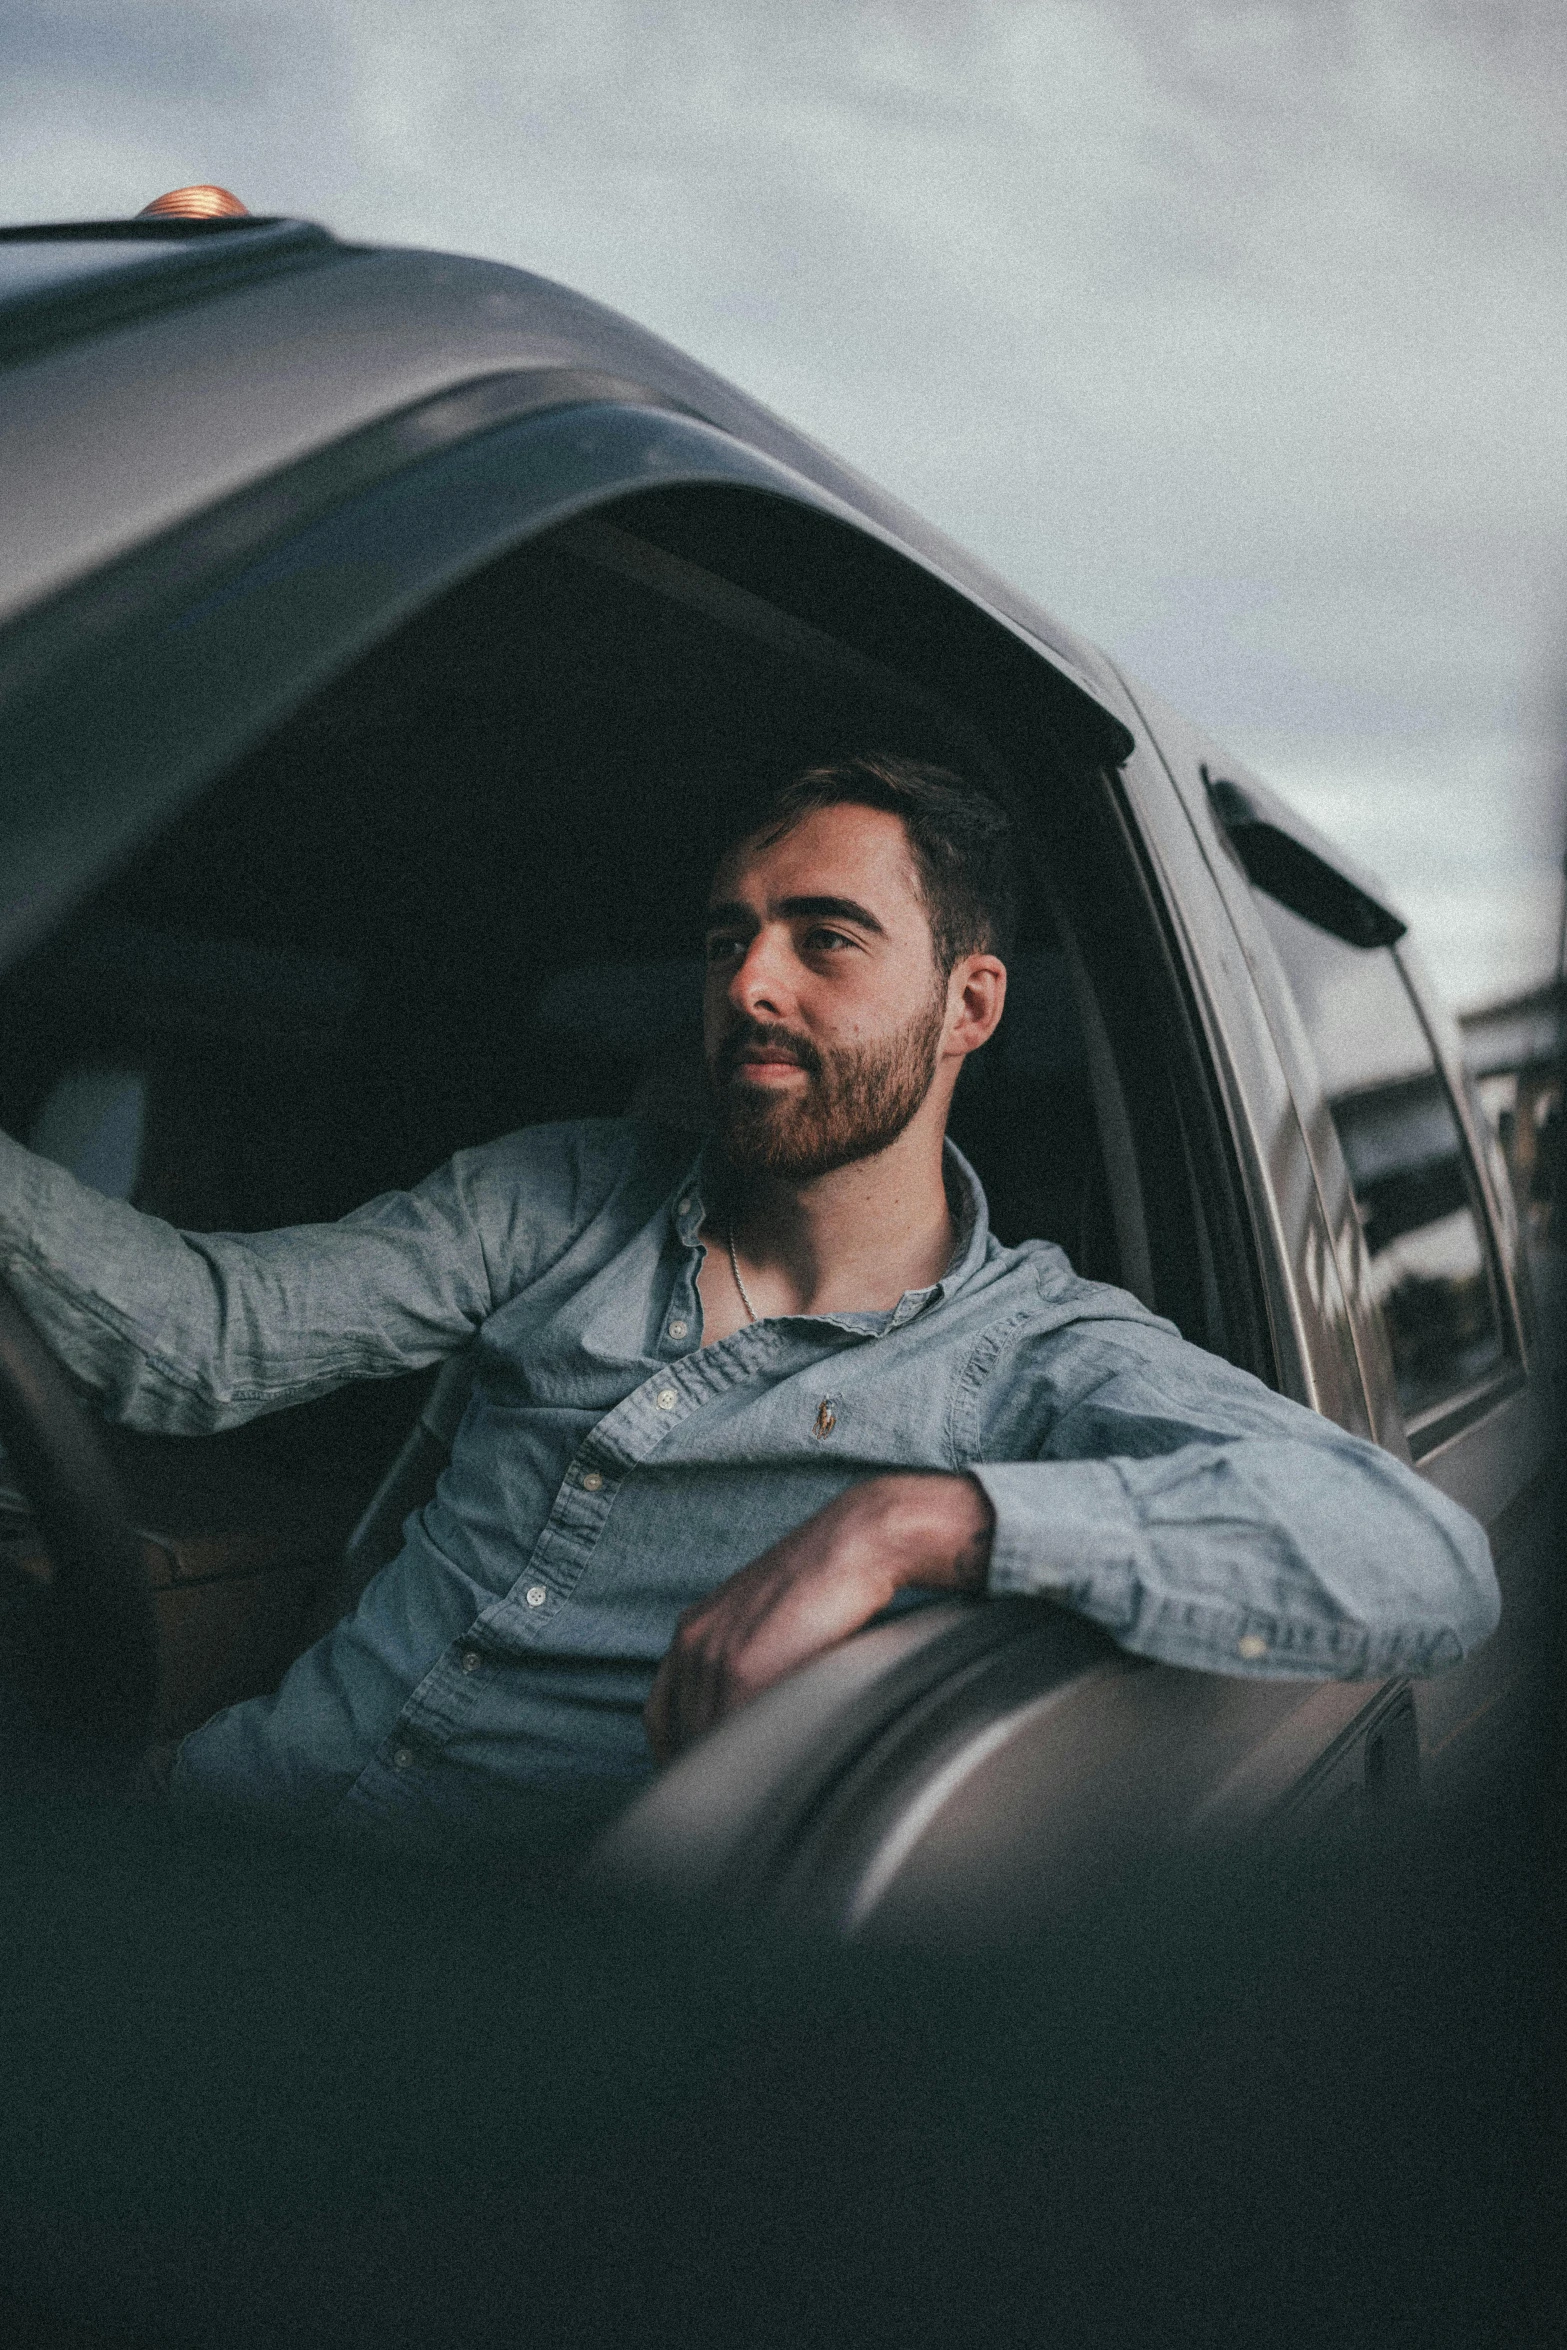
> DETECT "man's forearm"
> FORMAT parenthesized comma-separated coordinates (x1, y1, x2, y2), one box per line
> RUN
(0, 1129, 487, 1434)
(644, 1472, 996, 1759)
(971, 1437, 1498, 1680)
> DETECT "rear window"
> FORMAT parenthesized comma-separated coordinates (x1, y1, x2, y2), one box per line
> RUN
(1254, 894, 1508, 1429)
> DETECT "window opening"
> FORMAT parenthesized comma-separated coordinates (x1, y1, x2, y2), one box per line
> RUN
(0, 489, 1219, 1488)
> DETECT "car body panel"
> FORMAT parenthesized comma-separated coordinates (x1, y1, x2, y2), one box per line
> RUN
(590, 1595, 1422, 1945)
(1106, 679, 1554, 1801)
(1411, 1382, 1556, 1786)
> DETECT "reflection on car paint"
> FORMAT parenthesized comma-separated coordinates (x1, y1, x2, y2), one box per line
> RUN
(1331, 1074, 1506, 1418)
(1253, 891, 1511, 1427)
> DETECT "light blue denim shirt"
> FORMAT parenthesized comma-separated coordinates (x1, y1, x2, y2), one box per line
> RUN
(0, 1119, 1498, 1832)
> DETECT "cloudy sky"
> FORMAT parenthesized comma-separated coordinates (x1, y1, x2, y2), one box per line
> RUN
(5, 0, 1564, 1009)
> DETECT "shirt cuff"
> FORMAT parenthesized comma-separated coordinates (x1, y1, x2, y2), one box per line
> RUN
(971, 1459, 1136, 1606)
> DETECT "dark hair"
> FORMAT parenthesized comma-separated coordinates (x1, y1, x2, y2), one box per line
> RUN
(736, 753, 1017, 975)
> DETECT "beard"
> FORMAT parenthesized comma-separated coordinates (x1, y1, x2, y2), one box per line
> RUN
(708, 991, 947, 1183)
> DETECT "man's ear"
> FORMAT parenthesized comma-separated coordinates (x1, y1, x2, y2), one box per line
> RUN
(944, 955, 1007, 1058)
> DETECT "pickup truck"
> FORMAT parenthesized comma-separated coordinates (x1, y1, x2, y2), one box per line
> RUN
(0, 207, 1553, 1943)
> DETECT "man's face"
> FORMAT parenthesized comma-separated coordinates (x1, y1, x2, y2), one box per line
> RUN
(703, 802, 952, 1181)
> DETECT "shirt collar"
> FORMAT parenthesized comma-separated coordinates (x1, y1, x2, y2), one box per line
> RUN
(672, 1135, 991, 1331)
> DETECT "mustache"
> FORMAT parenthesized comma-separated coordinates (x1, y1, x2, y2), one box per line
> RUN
(711, 1019, 824, 1085)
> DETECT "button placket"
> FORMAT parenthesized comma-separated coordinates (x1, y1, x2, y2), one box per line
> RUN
(476, 1331, 788, 1648)
(344, 1317, 875, 1824)
(374, 1630, 499, 1775)
(339, 1327, 766, 1813)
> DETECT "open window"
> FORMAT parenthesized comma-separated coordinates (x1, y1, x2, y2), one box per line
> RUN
(0, 473, 1261, 1734)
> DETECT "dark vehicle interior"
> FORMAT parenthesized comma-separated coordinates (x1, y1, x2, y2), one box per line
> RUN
(0, 483, 1262, 1753)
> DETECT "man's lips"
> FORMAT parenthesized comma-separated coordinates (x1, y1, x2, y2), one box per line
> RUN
(716, 1031, 818, 1084)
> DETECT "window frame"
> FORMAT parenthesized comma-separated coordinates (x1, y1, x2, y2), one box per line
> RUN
(1049, 757, 1278, 1381)
(0, 391, 1130, 982)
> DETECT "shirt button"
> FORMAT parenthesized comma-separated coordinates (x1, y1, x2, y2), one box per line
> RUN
(678, 1197, 691, 1216)
(526, 1585, 548, 1608)
(581, 1469, 604, 1492)
(1236, 1633, 1269, 1661)
(668, 1319, 688, 1340)
(459, 1647, 481, 1673)
(656, 1388, 678, 1410)
(392, 1745, 414, 1769)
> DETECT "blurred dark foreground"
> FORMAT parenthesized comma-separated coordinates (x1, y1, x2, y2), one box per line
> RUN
(0, 1709, 1560, 2350)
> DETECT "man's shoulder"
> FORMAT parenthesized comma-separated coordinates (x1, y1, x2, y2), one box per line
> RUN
(454, 1115, 696, 1188)
(444, 1116, 699, 1247)
(431, 1118, 701, 1304)
(972, 1235, 1178, 1339)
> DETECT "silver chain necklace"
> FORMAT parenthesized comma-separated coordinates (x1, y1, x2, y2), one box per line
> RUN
(727, 1225, 761, 1324)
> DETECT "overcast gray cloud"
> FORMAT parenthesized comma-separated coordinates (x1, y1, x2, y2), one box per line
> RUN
(4, 0, 1563, 1006)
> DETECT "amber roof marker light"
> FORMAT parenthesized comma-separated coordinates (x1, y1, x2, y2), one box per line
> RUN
(137, 186, 250, 220)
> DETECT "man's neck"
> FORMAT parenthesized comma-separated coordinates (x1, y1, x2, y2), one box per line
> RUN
(723, 1117, 956, 1319)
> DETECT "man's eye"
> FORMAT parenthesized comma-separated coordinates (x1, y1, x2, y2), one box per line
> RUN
(805, 928, 854, 952)
(705, 936, 744, 963)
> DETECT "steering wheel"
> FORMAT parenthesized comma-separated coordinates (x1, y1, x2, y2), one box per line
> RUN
(0, 1274, 159, 1747)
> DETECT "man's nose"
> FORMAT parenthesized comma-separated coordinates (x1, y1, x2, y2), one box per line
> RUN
(727, 930, 797, 1021)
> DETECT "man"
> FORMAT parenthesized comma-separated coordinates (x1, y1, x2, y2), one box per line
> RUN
(0, 757, 1498, 1834)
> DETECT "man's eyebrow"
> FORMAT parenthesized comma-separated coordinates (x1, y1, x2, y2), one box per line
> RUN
(777, 894, 887, 935)
(702, 894, 888, 936)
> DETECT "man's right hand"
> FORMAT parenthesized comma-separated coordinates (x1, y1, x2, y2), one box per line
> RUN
(643, 1470, 993, 1762)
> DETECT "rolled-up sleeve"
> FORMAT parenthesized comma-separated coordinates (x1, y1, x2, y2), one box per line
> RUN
(967, 1312, 1499, 1681)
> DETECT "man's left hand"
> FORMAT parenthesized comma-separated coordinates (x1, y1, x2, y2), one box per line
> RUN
(644, 1471, 994, 1764)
